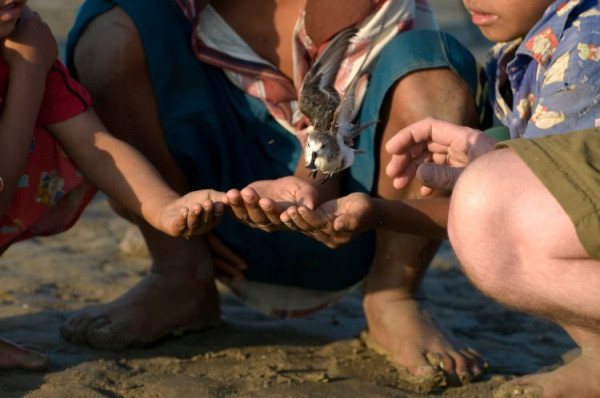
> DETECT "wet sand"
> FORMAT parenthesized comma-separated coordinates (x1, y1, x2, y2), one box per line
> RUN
(0, 1, 575, 397)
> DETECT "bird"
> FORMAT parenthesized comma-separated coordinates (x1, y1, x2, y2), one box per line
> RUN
(299, 27, 378, 182)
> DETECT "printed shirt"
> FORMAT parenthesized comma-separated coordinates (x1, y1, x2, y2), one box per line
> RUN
(486, 0, 600, 139)
(0, 59, 96, 248)
(174, 0, 437, 140)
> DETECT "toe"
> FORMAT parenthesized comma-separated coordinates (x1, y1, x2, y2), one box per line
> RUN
(19, 349, 50, 371)
(0, 339, 49, 371)
(60, 313, 105, 345)
(86, 320, 136, 351)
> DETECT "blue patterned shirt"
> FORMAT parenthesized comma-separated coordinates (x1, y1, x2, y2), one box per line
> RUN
(486, 0, 600, 139)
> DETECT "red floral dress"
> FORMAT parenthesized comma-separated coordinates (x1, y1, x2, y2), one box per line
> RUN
(0, 59, 98, 250)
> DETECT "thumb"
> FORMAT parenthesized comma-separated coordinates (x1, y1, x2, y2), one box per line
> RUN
(416, 163, 464, 191)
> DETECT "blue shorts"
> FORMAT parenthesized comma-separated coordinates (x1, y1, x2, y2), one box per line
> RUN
(67, 0, 489, 291)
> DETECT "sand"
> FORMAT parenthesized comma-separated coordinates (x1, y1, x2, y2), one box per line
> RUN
(0, 1, 576, 397)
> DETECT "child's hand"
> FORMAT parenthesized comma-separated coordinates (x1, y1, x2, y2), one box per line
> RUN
(2, 7, 57, 73)
(159, 189, 226, 238)
(281, 192, 377, 248)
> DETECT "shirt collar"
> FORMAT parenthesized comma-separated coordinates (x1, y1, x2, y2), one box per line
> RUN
(515, 0, 588, 66)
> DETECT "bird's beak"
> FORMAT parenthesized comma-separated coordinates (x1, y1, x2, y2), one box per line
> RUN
(306, 151, 317, 170)
(306, 152, 318, 179)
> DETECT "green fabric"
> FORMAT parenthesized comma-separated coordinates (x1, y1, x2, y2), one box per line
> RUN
(498, 128, 600, 260)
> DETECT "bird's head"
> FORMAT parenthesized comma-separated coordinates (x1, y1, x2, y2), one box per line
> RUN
(304, 133, 344, 179)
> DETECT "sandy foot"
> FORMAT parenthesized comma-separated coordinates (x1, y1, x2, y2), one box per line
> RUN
(494, 352, 600, 398)
(362, 296, 486, 393)
(60, 271, 221, 350)
(0, 338, 49, 370)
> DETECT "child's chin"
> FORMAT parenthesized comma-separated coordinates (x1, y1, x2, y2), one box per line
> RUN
(478, 27, 521, 43)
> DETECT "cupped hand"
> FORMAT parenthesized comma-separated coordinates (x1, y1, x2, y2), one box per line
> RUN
(159, 189, 226, 238)
(385, 117, 496, 195)
(281, 192, 377, 248)
(223, 176, 319, 232)
(2, 7, 57, 72)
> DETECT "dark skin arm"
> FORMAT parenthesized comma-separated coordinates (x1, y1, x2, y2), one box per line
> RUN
(281, 192, 449, 249)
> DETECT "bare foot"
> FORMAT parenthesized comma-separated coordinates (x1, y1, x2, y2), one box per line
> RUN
(0, 338, 49, 370)
(494, 350, 600, 398)
(363, 293, 484, 392)
(60, 255, 221, 350)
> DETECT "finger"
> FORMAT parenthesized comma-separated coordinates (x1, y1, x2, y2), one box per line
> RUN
(385, 123, 422, 154)
(431, 152, 450, 166)
(185, 204, 201, 232)
(280, 208, 300, 231)
(385, 154, 412, 179)
(416, 163, 464, 191)
(258, 198, 284, 227)
(297, 206, 328, 230)
(288, 207, 315, 231)
(225, 189, 250, 222)
(391, 149, 432, 190)
(240, 188, 269, 225)
(213, 201, 225, 218)
(386, 117, 447, 155)
(201, 201, 214, 225)
(332, 213, 357, 232)
(419, 185, 434, 197)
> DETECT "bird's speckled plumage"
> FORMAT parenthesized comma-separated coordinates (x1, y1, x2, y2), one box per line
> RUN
(299, 27, 377, 182)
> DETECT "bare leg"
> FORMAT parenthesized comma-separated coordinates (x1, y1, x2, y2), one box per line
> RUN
(363, 68, 484, 389)
(60, 7, 220, 349)
(450, 149, 600, 398)
(0, 338, 49, 370)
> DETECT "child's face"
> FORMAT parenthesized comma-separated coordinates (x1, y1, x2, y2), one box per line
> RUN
(0, 0, 27, 38)
(463, 0, 555, 42)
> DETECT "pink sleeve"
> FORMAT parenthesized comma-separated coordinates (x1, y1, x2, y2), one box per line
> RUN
(37, 60, 92, 126)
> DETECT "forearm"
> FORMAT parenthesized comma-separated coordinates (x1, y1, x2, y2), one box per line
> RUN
(48, 111, 180, 229)
(375, 197, 449, 238)
(0, 66, 47, 216)
(82, 133, 180, 227)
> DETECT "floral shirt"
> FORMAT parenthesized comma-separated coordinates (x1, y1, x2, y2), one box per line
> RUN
(486, 0, 600, 139)
(0, 60, 97, 248)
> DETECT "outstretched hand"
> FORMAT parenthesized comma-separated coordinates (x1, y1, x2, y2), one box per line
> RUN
(385, 117, 497, 196)
(281, 192, 378, 248)
(159, 189, 226, 238)
(222, 176, 320, 232)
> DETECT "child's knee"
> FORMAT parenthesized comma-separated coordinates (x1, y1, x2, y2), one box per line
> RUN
(391, 67, 479, 127)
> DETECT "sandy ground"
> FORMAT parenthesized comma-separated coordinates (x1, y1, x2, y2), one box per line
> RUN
(1, 1, 576, 397)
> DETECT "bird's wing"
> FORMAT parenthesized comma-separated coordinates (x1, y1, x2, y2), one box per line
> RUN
(332, 20, 390, 139)
(299, 28, 358, 131)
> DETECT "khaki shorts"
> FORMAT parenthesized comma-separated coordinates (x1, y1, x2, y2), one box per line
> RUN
(497, 128, 600, 260)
